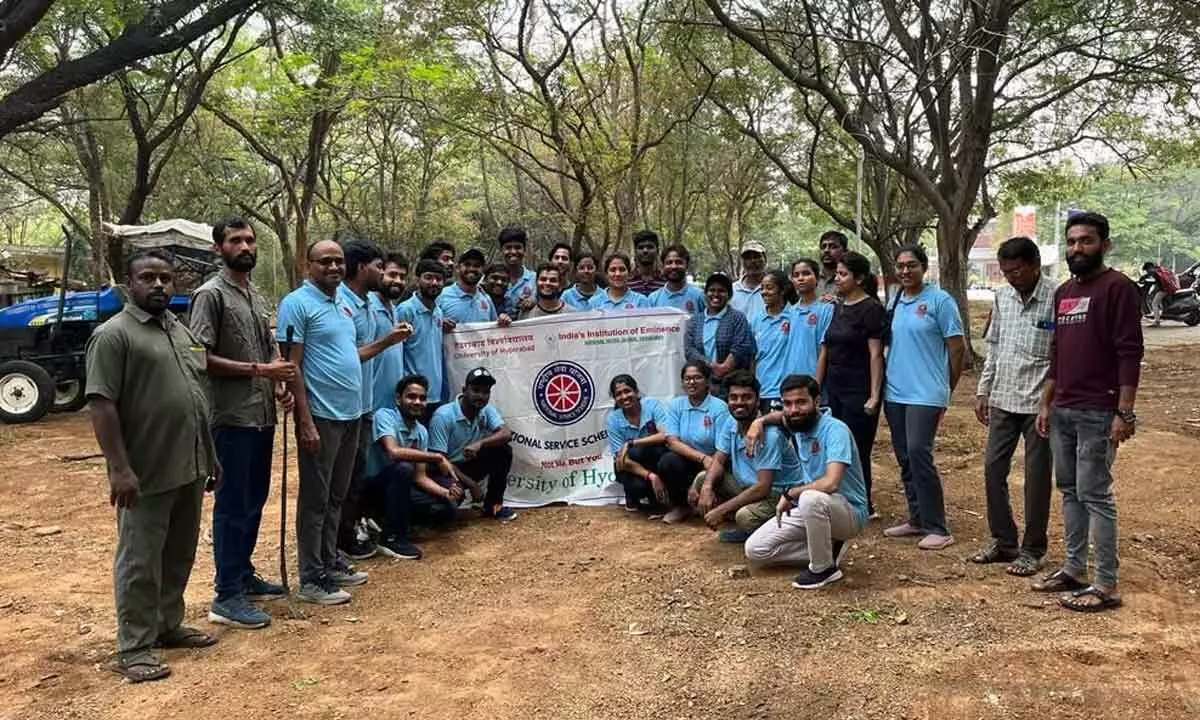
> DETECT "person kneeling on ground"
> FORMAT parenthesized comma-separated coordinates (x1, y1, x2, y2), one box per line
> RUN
(366, 375, 478, 559)
(690, 370, 804, 544)
(743, 374, 869, 589)
(606, 374, 670, 516)
(429, 368, 518, 521)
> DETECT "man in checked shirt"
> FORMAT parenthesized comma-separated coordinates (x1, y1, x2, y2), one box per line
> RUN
(969, 237, 1055, 577)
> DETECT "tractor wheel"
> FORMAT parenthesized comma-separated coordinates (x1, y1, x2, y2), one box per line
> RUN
(0, 360, 55, 424)
(51, 378, 88, 413)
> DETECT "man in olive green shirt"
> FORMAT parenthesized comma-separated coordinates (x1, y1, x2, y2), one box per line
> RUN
(87, 249, 219, 684)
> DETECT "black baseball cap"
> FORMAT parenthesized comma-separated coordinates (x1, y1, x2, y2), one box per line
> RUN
(705, 272, 733, 292)
(460, 248, 486, 264)
(465, 367, 496, 387)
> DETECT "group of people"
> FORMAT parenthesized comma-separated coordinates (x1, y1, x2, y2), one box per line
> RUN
(84, 211, 1142, 684)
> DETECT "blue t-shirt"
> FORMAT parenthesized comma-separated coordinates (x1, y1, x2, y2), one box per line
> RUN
(731, 280, 764, 318)
(790, 410, 869, 524)
(605, 397, 668, 454)
(751, 309, 792, 399)
(367, 407, 428, 478)
(715, 419, 804, 492)
(648, 284, 705, 315)
(276, 281, 361, 421)
(886, 285, 964, 407)
(787, 300, 834, 378)
(395, 294, 446, 404)
(429, 396, 505, 463)
(368, 293, 405, 413)
(665, 394, 730, 455)
(437, 283, 499, 325)
(504, 267, 537, 314)
(588, 289, 649, 312)
(702, 307, 725, 361)
(336, 282, 375, 415)
(562, 285, 597, 309)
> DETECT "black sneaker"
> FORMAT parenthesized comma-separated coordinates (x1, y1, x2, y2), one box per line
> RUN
(342, 537, 377, 561)
(377, 536, 423, 560)
(791, 565, 844, 590)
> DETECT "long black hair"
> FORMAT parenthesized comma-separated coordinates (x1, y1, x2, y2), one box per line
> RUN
(763, 268, 798, 307)
(840, 251, 878, 297)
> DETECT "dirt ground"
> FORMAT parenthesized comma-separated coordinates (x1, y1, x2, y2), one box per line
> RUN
(2, 317, 1199, 720)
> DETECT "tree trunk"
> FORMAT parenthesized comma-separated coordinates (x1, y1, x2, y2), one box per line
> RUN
(935, 218, 977, 368)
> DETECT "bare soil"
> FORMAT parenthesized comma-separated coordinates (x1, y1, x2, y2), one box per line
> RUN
(1, 318, 1198, 720)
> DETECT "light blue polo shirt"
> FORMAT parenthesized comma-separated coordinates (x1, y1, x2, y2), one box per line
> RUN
(666, 394, 730, 455)
(751, 309, 792, 399)
(786, 300, 834, 377)
(429, 396, 505, 462)
(791, 410, 869, 524)
(367, 407, 428, 478)
(715, 419, 804, 492)
(702, 307, 725, 361)
(437, 282, 499, 324)
(588, 289, 649, 311)
(605, 396, 668, 454)
(369, 292, 405, 413)
(504, 267, 537, 313)
(336, 282, 375, 415)
(731, 279, 764, 318)
(562, 285, 597, 309)
(276, 281, 361, 421)
(885, 284, 964, 408)
(649, 284, 705, 315)
(395, 294, 446, 404)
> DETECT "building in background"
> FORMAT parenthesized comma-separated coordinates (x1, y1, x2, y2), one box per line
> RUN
(968, 205, 1059, 288)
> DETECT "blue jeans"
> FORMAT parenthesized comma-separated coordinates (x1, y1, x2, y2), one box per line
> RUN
(884, 402, 949, 535)
(211, 425, 274, 601)
(364, 462, 457, 539)
(1050, 407, 1119, 587)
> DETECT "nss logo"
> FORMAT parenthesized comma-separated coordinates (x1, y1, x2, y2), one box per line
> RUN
(532, 360, 595, 426)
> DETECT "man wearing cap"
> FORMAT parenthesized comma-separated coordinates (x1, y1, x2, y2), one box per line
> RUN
(629, 229, 667, 296)
(686, 273, 756, 399)
(499, 225, 537, 316)
(731, 240, 767, 318)
(429, 368, 518, 521)
(437, 248, 513, 327)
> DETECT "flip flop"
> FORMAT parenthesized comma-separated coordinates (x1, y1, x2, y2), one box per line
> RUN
(111, 655, 171, 683)
(1060, 586, 1122, 613)
(1031, 568, 1087, 593)
(154, 626, 217, 649)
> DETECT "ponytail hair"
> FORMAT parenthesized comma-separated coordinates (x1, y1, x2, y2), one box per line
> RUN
(841, 251, 878, 298)
(763, 268, 798, 306)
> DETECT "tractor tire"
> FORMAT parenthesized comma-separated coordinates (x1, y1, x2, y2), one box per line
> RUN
(51, 378, 88, 413)
(0, 360, 55, 424)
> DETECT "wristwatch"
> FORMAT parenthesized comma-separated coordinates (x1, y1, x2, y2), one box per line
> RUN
(1117, 408, 1136, 425)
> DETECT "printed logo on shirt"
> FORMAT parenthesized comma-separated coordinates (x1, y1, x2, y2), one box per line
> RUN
(625, 303, 635, 309)
(703, 415, 713, 428)
(686, 300, 695, 312)
(341, 305, 353, 318)
(810, 439, 821, 454)
(781, 319, 791, 333)
(1057, 296, 1091, 326)
(806, 312, 818, 326)
(915, 303, 928, 317)
(479, 300, 488, 311)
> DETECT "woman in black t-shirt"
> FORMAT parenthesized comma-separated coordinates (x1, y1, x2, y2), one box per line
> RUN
(815, 251, 885, 517)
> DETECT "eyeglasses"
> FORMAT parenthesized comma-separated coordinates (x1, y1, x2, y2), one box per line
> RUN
(682, 376, 706, 383)
(895, 261, 922, 271)
(312, 257, 345, 267)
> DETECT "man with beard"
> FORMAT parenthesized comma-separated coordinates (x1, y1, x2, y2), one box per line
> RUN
(688, 370, 802, 543)
(743, 374, 868, 589)
(370, 251, 410, 414)
(419, 241, 456, 286)
(549, 243, 574, 285)
(522, 264, 579, 318)
(1032, 211, 1143, 614)
(484, 262, 511, 316)
(685, 273, 755, 398)
(818, 231, 849, 298)
(628, 229, 667, 295)
(398, 259, 449, 424)
(649, 244, 705, 315)
(87, 249, 218, 682)
(190, 218, 297, 629)
(437, 248, 512, 326)
(731, 240, 767, 318)
(500, 225, 537, 315)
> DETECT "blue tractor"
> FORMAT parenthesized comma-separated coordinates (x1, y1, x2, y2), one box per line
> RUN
(0, 220, 215, 423)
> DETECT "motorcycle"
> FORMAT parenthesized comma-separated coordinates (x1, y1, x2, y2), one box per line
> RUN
(1179, 260, 1200, 290)
(1137, 270, 1200, 326)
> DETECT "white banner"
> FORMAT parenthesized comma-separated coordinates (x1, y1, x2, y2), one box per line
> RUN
(443, 308, 688, 507)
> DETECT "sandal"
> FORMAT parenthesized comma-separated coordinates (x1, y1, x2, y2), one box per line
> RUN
(1060, 586, 1122, 613)
(967, 542, 1019, 564)
(1031, 568, 1087, 593)
(1006, 554, 1045, 577)
(112, 654, 171, 683)
(154, 626, 217, 649)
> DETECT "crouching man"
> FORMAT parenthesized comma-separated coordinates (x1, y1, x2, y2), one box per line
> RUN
(429, 368, 518, 521)
(744, 374, 869, 589)
(365, 375, 471, 560)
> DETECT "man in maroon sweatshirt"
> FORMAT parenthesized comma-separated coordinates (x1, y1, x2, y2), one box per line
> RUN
(1033, 211, 1143, 613)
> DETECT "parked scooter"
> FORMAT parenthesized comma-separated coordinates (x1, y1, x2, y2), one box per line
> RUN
(1179, 260, 1200, 290)
(1137, 266, 1200, 326)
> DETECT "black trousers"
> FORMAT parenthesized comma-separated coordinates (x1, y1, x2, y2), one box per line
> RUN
(616, 444, 668, 510)
(455, 444, 514, 509)
(984, 407, 1052, 556)
(364, 462, 457, 540)
(656, 450, 701, 507)
(825, 384, 881, 514)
